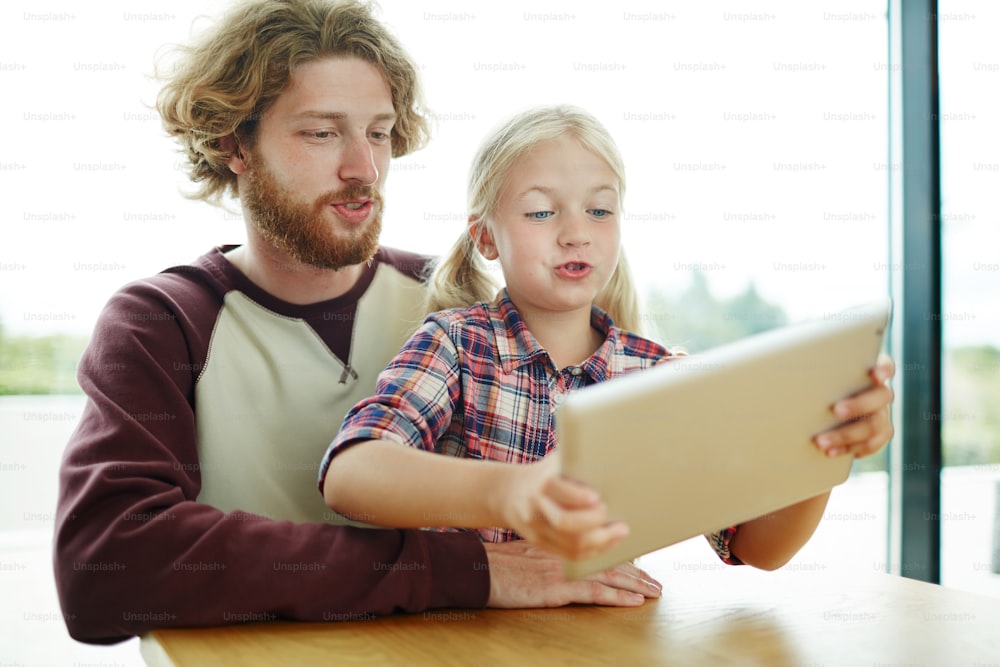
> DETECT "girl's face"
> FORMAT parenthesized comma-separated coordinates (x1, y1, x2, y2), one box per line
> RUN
(473, 134, 622, 323)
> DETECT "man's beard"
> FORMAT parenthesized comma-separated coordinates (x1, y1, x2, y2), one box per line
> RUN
(243, 158, 383, 270)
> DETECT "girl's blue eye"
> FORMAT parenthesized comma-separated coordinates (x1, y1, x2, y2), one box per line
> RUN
(589, 209, 609, 218)
(528, 211, 553, 220)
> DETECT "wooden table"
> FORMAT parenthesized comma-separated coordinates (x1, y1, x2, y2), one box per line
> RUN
(141, 553, 1000, 666)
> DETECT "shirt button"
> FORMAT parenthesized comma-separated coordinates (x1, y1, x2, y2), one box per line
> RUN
(569, 366, 583, 377)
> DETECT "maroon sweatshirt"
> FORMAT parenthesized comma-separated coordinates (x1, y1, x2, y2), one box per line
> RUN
(54, 246, 490, 644)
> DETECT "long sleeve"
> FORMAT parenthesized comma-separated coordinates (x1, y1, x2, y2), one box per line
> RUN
(53, 278, 489, 644)
(319, 320, 466, 480)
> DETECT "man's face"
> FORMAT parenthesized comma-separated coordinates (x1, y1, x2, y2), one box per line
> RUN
(241, 56, 396, 270)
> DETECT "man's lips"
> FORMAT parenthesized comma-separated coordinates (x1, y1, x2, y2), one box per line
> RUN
(330, 199, 373, 223)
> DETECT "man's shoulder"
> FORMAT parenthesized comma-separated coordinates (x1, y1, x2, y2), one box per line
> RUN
(373, 246, 434, 283)
(99, 248, 228, 320)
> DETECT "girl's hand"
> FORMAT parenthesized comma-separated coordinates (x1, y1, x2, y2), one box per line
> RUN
(499, 454, 629, 561)
(814, 354, 895, 459)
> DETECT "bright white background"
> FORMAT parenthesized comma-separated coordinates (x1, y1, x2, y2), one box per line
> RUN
(2, 0, 903, 340)
(1, 2, 995, 343)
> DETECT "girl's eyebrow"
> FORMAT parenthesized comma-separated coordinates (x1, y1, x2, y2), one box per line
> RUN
(518, 185, 618, 198)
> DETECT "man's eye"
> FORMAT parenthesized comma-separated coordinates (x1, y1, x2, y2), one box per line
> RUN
(309, 131, 334, 139)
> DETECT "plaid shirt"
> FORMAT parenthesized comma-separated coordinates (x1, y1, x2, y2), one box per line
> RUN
(320, 291, 740, 563)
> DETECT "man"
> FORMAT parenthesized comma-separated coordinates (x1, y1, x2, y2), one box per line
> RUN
(53, 0, 662, 644)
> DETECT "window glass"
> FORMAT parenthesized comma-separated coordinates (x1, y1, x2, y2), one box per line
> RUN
(937, 0, 1000, 597)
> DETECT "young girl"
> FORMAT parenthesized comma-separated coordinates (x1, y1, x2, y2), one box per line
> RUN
(318, 105, 894, 568)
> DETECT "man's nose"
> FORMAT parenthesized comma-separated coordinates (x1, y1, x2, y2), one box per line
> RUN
(339, 136, 379, 186)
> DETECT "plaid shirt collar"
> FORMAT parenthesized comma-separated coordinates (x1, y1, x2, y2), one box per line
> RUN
(488, 290, 623, 382)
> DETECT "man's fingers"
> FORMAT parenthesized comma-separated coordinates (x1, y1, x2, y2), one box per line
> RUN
(559, 562, 664, 606)
(564, 579, 646, 607)
(585, 562, 662, 598)
(483, 540, 659, 609)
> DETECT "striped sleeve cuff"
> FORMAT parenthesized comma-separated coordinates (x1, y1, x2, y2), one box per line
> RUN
(706, 526, 744, 565)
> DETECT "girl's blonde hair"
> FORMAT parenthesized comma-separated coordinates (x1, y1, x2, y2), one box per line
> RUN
(424, 105, 641, 333)
(156, 0, 429, 206)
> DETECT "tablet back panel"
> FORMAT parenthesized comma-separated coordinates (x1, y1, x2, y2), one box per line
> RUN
(558, 300, 890, 578)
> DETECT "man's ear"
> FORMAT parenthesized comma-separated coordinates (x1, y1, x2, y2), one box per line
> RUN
(219, 135, 248, 175)
(469, 216, 498, 260)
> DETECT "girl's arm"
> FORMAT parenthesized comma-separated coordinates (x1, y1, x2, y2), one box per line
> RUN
(728, 491, 831, 570)
(324, 439, 527, 530)
(324, 443, 628, 561)
(320, 315, 628, 560)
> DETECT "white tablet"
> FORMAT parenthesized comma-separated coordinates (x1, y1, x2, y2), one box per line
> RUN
(557, 299, 891, 577)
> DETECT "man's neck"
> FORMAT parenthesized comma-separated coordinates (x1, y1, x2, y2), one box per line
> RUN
(225, 236, 367, 305)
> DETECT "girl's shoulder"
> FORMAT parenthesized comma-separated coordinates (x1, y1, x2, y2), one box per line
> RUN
(416, 302, 504, 366)
(615, 328, 677, 364)
(425, 301, 492, 326)
(421, 302, 497, 345)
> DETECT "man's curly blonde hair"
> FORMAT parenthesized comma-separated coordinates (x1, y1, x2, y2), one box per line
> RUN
(157, 0, 430, 205)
